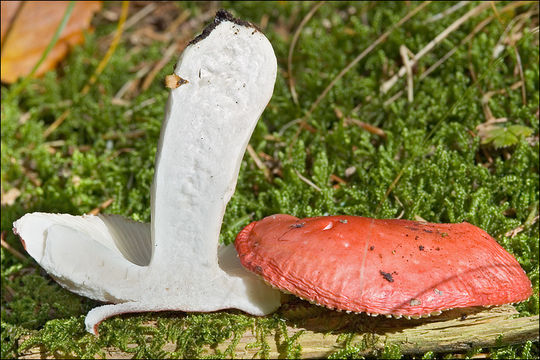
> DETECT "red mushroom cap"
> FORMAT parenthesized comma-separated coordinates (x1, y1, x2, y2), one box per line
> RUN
(235, 215, 532, 317)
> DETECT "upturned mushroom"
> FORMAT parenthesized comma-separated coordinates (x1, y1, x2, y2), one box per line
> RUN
(235, 215, 532, 318)
(12, 10, 281, 335)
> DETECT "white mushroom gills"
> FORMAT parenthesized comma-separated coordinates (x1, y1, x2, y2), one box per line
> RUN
(12, 10, 281, 335)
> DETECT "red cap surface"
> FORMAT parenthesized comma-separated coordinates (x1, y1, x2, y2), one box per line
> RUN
(235, 215, 532, 317)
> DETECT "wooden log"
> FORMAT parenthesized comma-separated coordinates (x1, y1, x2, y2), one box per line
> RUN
(18, 305, 539, 359)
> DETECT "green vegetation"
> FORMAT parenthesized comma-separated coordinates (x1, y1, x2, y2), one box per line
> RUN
(1, 1, 538, 358)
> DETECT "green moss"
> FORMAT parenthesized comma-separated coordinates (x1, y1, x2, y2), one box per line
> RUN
(1, 1, 538, 358)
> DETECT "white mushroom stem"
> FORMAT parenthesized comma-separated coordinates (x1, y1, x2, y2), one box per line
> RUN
(12, 10, 281, 335)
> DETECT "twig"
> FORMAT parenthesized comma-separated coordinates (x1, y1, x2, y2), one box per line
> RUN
(1, 232, 27, 262)
(141, 42, 179, 91)
(283, 118, 318, 161)
(307, 1, 431, 118)
(383, 90, 403, 106)
(165, 9, 192, 39)
(479, 81, 523, 122)
(393, 194, 405, 219)
(384, 1, 530, 106)
(44, 140, 66, 147)
(376, 169, 405, 214)
(81, 1, 130, 95)
(102, 2, 157, 40)
(299, 120, 317, 133)
(277, 118, 303, 137)
(399, 45, 415, 102)
(287, 1, 326, 105)
(330, 174, 347, 185)
(124, 3, 157, 31)
(43, 109, 70, 138)
(474, 9, 533, 123)
(383, 90, 404, 106)
(294, 170, 322, 192)
(492, 5, 535, 105)
(505, 203, 539, 238)
(88, 198, 114, 216)
(334, 107, 345, 121)
(481, 147, 494, 166)
(426, 1, 470, 23)
(385, 14, 494, 105)
(21, 165, 42, 187)
(489, 1, 504, 25)
(506, 215, 539, 238)
(492, 7, 530, 58)
(246, 144, 272, 182)
(107, 148, 135, 161)
(102, 129, 146, 140)
(422, 14, 494, 79)
(123, 98, 156, 117)
(138, 9, 191, 92)
(347, 117, 386, 138)
(113, 63, 153, 101)
(230, 213, 255, 230)
(378, 9, 535, 210)
(381, 2, 491, 94)
(259, 14, 269, 30)
(514, 47, 527, 105)
(3, 284, 16, 301)
(286, 122, 305, 161)
(330, 174, 347, 189)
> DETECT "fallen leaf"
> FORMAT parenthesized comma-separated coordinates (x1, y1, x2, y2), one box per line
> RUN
(0, 1, 21, 45)
(1, 1, 102, 83)
(480, 124, 533, 148)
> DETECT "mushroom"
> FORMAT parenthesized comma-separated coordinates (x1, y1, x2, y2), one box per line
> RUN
(235, 215, 532, 318)
(12, 10, 281, 335)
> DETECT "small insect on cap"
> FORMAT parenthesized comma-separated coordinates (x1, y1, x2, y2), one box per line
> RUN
(235, 215, 533, 317)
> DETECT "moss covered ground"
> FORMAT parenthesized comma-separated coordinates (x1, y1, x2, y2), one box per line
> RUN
(1, 1, 538, 358)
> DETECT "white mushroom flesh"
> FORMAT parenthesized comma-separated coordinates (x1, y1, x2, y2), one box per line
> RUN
(12, 11, 281, 335)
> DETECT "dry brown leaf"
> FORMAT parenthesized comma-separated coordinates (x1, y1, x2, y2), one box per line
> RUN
(0, 1, 22, 45)
(1, 1, 102, 83)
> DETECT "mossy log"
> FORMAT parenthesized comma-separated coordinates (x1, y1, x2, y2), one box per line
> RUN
(19, 304, 539, 359)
